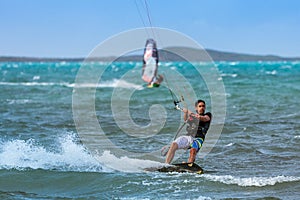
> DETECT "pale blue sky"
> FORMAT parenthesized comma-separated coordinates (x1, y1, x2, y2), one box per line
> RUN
(1, 0, 300, 57)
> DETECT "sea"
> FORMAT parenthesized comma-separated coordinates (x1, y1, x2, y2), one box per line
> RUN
(0, 60, 299, 200)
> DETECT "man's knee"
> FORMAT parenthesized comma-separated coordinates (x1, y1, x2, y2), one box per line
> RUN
(170, 142, 178, 150)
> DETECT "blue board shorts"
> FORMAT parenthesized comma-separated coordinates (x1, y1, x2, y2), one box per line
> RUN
(190, 138, 204, 152)
(174, 136, 204, 152)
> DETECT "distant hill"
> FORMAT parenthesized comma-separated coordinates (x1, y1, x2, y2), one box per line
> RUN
(1, 47, 299, 62)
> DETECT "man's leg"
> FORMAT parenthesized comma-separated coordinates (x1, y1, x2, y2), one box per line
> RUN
(188, 148, 197, 163)
(188, 138, 203, 163)
(165, 142, 178, 164)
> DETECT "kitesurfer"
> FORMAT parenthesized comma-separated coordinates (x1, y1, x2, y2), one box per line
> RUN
(165, 100, 212, 164)
(142, 38, 163, 87)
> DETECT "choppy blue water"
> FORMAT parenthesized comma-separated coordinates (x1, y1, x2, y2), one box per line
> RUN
(0, 61, 300, 199)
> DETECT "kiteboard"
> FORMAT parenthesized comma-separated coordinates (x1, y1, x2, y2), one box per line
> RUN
(145, 162, 204, 174)
(142, 38, 163, 88)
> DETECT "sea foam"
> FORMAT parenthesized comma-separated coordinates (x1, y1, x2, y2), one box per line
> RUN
(95, 150, 165, 173)
(202, 174, 300, 187)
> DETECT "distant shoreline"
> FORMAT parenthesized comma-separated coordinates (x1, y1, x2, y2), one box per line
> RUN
(1, 48, 299, 62)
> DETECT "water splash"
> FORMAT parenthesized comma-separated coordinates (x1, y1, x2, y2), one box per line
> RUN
(96, 151, 165, 173)
(0, 133, 110, 172)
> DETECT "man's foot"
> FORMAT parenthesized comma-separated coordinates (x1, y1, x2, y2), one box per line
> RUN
(188, 163, 194, 167)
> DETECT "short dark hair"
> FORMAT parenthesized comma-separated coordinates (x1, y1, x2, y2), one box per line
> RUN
(195, 99, 206, 107)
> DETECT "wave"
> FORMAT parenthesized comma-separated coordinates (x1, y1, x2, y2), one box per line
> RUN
(265, 70, 277, 75)
(1, 133, 300, 187)
(0, 133, 164, 173)
(202, 174, 300, 187)
(0, 81, 72, 87)
(6, 99, 32, 104)
(220, 73, 238, 78)
(0, 133, 111, 173)
(95, 79, 143, 90)
(0, 79, 144, 90)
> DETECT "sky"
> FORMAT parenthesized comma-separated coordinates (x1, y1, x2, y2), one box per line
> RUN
(1, 0, 300, 58)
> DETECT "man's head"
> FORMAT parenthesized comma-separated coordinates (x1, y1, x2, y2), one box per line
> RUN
(195, 99, 206, 114)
